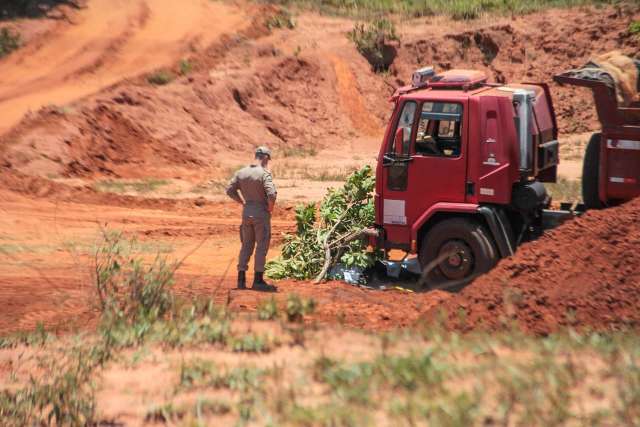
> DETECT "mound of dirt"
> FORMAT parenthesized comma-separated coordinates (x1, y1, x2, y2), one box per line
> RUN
(0, 50, 357, 180)
(427, 198, 640, 335)
(2, 5, 637, 187)
(395, 6, 639, 134)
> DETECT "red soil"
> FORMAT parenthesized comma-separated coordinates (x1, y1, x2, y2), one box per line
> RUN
(0, 3, 638, 336)
(394, 6, 640, 134)
(428, 197, 640, 335)
(2, 6, 638, 182)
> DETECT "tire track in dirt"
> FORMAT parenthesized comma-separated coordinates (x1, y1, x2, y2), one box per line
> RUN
(0, 0, 247, 135)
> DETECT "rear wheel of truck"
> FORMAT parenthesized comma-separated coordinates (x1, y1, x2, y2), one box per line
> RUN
(419, 218, 498, 292)
(582, 133, 604, 209)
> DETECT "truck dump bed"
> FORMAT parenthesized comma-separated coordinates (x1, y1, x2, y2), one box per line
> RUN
(554, 73, 640, 129)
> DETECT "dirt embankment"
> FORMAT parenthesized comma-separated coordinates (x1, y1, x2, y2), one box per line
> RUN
(0, 0, 248, 135)
(394, 6, 639, 134)
(428, 197, 640, 335)
(1, 5, 637, 186)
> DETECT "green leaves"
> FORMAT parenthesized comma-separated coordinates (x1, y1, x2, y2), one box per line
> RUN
(266, 166, 378, 281)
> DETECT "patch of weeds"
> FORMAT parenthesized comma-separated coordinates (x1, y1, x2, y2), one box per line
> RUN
(612, 352, 640, 424)
(265, 8, 295, 30)
(493, 356, 576, 425)
(178, 360, 266, 391)
(317, 359, 374, 405)
(194, 397, 232, 417)
(178, 359, 266, 393)
(0, 322, 50, 349)
(145, 402, 186, 423)
(0, 28, 19, 58)
(219, 367, 266, 392)
(546, 177, 581, 202)
(375, 350, 448, 391)
(285, 293, 316, 322)
(263, 0, 615, 20)
(286, 402, 365, 426)
(147, 70, 175, 86)
(629, 20, 640, 36)
(448, 0, 481, 20)
(93, 178, 169, 194)
(152, 300, 231, 347)
(94, 231, 176, 336)
(257, 297, 279, 320)
(0, 338, 114, 426)
(179, 58, 193, 75)
(347, 18, 398, 71)
(282, 145, 318, 158)
(230, 333, 272, 353)
(179, 359, 216, 389)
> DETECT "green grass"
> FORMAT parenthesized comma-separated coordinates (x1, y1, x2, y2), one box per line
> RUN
(264, 0, 631, 19)
(546, 177, 581, 203)
(179, 58, 193, 76)
(630, 20, 640, 35)
(281, 145, 318, 158)
(270, 163, 353, 181)
(147, 70, 175, 85)
(93, 178, 169, 194)
(0, 28, 19, 58)
(257, 297, 279, 320)
(2, 230, 640, 425)
(265, 7, 296, 29)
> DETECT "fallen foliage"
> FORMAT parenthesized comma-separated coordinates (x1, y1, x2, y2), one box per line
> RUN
(266, 166, 377, 282)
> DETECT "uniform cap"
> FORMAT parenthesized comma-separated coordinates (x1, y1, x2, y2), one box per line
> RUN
(255, 146, 272, 159)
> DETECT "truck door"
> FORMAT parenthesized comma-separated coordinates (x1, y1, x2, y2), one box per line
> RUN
(409, 101, 468, 227)
(381, 100, 468, 247)
(380, 100, 417, 245)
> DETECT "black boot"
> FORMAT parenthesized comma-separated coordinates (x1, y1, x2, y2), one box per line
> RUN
(252, 272, 277, 292)
(237, 271, 246, 290)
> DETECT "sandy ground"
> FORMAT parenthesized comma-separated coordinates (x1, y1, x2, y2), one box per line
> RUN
(0, 2, 637, 337)
(0, 0, 246, 135)
(0, 189, 451, 335)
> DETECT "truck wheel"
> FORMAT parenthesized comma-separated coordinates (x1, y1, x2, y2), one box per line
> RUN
(582, 133, 604, 209)
(419, 218, 498, 292)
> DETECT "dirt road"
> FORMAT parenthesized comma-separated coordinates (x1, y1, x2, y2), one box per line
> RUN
(0, 190, 453, 334)
(0, 0, 246, 135)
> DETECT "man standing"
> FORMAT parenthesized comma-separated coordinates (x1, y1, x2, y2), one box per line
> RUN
(226, 146, 278, 292)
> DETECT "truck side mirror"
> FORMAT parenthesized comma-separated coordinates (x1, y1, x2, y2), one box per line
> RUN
(394, 128, 404, 155)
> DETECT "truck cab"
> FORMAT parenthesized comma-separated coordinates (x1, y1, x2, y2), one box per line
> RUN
(374, 69, 559, 290)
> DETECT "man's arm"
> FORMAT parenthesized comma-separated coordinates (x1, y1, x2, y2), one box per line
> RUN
(263, 171, 277, 213)
(225, 173, 244, 205)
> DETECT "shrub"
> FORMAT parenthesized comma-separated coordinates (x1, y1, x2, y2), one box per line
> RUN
(285, 293, 316, 322)
(93, 231, 177, 341)
(179, 59, 193, 75)
(630, 21, 640, 35)
(147, 70, 174, 85)
(0, 28, 20, 58)
(257, 297, 279, 320)
(1, 0, 82, 20)
(347, 18, 398, 71)
(265, 8, 296, 30)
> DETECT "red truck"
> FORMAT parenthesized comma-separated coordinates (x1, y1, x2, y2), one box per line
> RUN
(554, 72, 640, 209)
(373, 67, 639, 290)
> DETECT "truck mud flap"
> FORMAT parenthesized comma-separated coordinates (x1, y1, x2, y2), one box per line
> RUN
(477, 206, 514, 258)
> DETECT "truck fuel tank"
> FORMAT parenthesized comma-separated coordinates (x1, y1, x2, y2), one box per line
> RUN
(511, 181, 549, 212)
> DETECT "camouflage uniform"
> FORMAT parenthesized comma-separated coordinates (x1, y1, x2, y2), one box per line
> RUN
(226, 165, 277, 273)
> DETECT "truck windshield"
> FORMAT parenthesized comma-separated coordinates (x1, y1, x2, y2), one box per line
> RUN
(389, 101, 417, 155)
(415, 102, 462, 157)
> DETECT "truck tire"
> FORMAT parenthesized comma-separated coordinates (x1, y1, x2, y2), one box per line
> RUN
(419, 218, 498, 292)
(582, 133, 604, 209)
